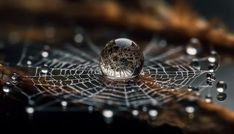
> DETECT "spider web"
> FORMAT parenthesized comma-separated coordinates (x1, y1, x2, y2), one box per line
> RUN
(3, 34, 212, 112)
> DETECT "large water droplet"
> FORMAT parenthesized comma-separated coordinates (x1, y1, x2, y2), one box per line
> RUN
(100, 38, 144, 80)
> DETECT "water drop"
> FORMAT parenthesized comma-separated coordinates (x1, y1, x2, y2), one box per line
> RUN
(3, 86, 10, 93)
(216, 81, 227, 93)
(216, 93, 227, 101)
(191, 59, 200, 70)
(26, 107, 34, 114)
(41, 65, 49, 74)
(59, 100, 66, 106)
(10, 73, 20, 84)
(102, 109, 114, 124)
(27, 60, 32, 66)
(187, 86, 199, 93)
(205, 95, 212, 103)
(2, 81, 13, 93)
(132, 110, 139, 117)
(102, 109, 113, 118)
(88, 106, 94, 113)
(186, 38, 202, 56)
(208, 51, 219, 64)
(74, 33, 84, 43)
(100, 38, 144, 80)
(142, 106, 148, 112)
(41, 50, 49, 58)
(185, 106, 195, 114)
(148, 109, 158, 119)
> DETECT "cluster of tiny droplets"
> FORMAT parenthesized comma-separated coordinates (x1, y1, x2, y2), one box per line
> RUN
(1, 28, 228, 123)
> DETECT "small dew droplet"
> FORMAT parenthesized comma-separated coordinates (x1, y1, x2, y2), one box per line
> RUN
(2, 82, 12, 93)
(205, 95, 212, 103)
(74, 33, 84, 43)
(216, 93, 227, 101)
(132, 110, 139, 117)
(191, 59, 201, 70)
(102, 109, 114, 124)
(41, 51, 49, 58)
(216, 81, 227, 93)
(102, 109, 113, 118)
(41, 65, 49, 74)
(27, 60, 32, 66)
(185, 106, 195, 114)
(26, 107, 34, 114)
(186, 38, 202, 56)
(148, 109, 158, 119)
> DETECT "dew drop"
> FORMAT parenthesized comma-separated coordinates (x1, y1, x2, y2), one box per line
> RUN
(88, 106, 94, 113)
(26, 107, 34, 114)
(205, 95, 212, 103)
(41, 65, 49, 74)
(100, 38, 144, 80)
(191, 59, 200, 70)
(27, 60, 32, 66)
(216, 93, 227, 101)
(74, 33, 84, 43)
(61, 100, 68, 107)
(10, 73, 20, 84)
(208, 50, 220, 64)
(132, 110, 139, 117)
(216, 81, 227, 93)
(185, 106, 195, 114)
(148, 109, 158, 119)
(41, 50, 49, 58)
(102, 109, 113, 118)
(2, 82, 12, 93)
(186, 38, 202, 56)
(102, 109, 114, 124)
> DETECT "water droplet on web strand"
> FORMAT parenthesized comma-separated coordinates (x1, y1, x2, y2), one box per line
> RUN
(26, 106, 35, 119)
(148, 109, 158, 120)
(216, 81, 227, 93)
(185, 106, 195, 114)
(10, 73, 20, 84)
(41, 50, 49, 58)
(102, 109, 114, 124)
(100, 38, 144, 80)
(88, 106, 94, 113)
(205, 95, 212, 103)
(216, 93, 227, 101)
(2, 82, 12, 93)
(3, 86, 10, 93)
(74, 33, 84, 43)
(41, 65, 49, 74)
(208, 51, 220, 64)
(61, 100, 68, 111)
(132, 110, 139, 117)
(186, 38, 202, 56)
(191, 59, 201, 70)
(27, 60, 32, 66)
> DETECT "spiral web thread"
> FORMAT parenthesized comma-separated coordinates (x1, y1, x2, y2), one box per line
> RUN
(10, 35, 211, 112)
